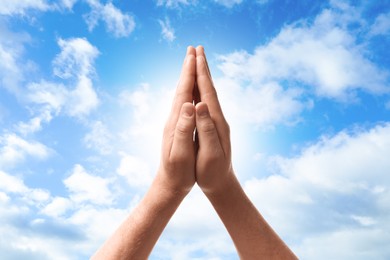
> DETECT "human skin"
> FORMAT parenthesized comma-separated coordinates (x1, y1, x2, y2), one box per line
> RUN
(91, 46, 197, 260)
(91, 46, 297, 259)
(194, 46, 297, 259)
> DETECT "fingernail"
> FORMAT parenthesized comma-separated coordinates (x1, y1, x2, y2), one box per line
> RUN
(196, 105, 209, 117)
(183, 105, 194, 117)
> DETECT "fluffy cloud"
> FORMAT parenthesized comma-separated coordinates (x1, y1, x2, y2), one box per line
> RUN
(0, 170, 50, 208)
(370, 12, 390, 36)
(27, 37, 99, 118)
(41, 197, 73, 218)
(215, 77, 307, 127)
(117, 153, 153, 187)
(217, 6, 389, 100)
(1, 36, 100, 138)
(152, 186, 237, 259)
(0, 162, 128, 259)
(117, 84, 170, 162)
(244, 123, 390, 259)
(16, 110, 53, 136)
(0, 0, 49, 15)
(59, 0, 78, 10)
(157, 0, 243, 8)
(210, 3, 386, 129)
(83, 121, 113, 155)
(53, 37, 99, 80)
(1, 28, 99, 142)
(0, 133, 51, 169)
(0, 22, 32, 94)
(84, 0, 135, 38)
(64, 164, 114, 205)
(0, 170, 28, 193)
(159, 18, 176, 42)
(67, 75, 99, 116)
(213, 0, 243, 8)
(156, 0, 195, 8)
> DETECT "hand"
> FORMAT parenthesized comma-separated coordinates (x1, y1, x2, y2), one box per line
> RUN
(157, 46, 197, 195)
(93, 47, 297, 260)
(194, 46, 233, 195)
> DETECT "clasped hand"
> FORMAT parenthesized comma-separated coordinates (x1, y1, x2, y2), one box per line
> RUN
(92, 46, 297, 260)
(158, 46, 232, 197)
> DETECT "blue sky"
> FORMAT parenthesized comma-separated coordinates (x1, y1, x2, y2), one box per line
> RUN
(1, 0, 390, 259)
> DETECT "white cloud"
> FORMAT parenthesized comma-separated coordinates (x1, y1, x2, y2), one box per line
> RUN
(59, 0, 78, 10)
(0, 133, 51, 169)
(156, 0, 195, 8)
(351, 215, 376, 227)
(0, 42, 22, 92)
(0, 165, 127, 259)
(159, 18, 176, 42)
(41, 197, 73, 218)
(244, 122, 390, 258)
(117, 153, 153, 187)
(0, 170, 50, 208)
(0, 171, 28, 193)
(0, 22, 32, 94)
(215, 77, 306, 127)
(217, 7, 389, 100)
(1, 35, 99, 138)
(16, 109, 53, 135)
(152, 186, 236, 259)
(27, 37, 101, 118)
(69, 205, 128, 242)
(295, 228, 390, 259)
(0, 0, 49, 15)
(53, 37, 99, 80)
(84, 0, 135, 38)
(157, 0, 243, 8)
(64, 164, 114, 205)
(67, 75, 99, 116)
(370, 12, 390, 36)
(119, 83, 152, 120)
(117, 84, 170, 163)
(26, 81, 67, 111)
(83, 121, 113, 155)
(213, 0, 243, 8)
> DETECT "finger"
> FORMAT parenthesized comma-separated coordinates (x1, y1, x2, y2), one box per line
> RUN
(170, 102, 196, 161)
(195, 46, 225, 122)
(195, 102, 224, 158)
(196, 46, 230, 153)
(164, 46, 196, 146)
(171, 46, 196, 119)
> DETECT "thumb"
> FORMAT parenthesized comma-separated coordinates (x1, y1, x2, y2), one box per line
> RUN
(195, 102, 223, 155)
(170, 102, 196, 160)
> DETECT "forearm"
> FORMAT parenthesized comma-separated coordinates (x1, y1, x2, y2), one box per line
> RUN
(205, 172, 297, 259)
(92, 174, 187, 260)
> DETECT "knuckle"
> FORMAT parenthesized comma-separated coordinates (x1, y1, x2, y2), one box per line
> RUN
(200, 121, 215, 135)
(176, 120, 192, 136)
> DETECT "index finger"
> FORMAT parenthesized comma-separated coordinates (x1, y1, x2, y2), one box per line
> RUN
(171, 46, 196, 113)
(195, 46, 225, 122)
(167, 46, 196, 129)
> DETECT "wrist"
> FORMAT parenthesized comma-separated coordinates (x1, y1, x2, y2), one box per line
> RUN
(154, 170, 191, 201)
(202, 168, 238, 199)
